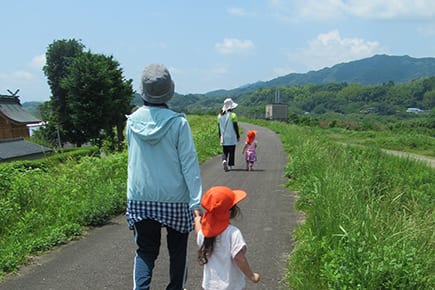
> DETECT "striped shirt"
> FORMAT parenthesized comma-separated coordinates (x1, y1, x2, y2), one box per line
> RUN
(126, 200, 194, 233)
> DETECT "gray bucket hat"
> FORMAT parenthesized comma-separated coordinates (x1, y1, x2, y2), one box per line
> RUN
(141, 63, 175, 104)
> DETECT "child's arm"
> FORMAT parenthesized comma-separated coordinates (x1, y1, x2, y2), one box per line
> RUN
(193, 211, 202, 235)
(234, 246, 260, 283)
(241, 143, 247, 154)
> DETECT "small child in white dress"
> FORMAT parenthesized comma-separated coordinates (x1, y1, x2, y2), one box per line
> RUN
(194, 186, 260, 290)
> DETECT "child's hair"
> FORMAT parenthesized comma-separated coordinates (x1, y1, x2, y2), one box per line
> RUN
(198, 205, 241, 265)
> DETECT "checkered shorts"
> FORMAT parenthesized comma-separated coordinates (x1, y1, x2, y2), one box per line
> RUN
(126, 200, 194, 233)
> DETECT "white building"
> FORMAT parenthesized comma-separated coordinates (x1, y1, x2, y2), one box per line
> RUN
(406, 108, 424, 113)
(265, 103, 288, 121)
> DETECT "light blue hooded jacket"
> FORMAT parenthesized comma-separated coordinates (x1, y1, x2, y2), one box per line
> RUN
(218, 111, 238, 145)
(126, 106, 202, 210)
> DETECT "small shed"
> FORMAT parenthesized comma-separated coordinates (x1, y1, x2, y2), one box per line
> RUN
(0, 138, 52, 162)
(0, 95, 41, 139)
(265, 103, 288, 121)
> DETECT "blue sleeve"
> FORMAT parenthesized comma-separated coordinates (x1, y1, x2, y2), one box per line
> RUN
(177, 118, 203, 209)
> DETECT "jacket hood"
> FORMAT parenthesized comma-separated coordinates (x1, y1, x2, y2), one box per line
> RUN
(126, 106, 184, 145)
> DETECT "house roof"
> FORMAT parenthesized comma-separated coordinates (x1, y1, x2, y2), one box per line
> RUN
(0, 138, 52, 161)
(0, 95, 40, 124)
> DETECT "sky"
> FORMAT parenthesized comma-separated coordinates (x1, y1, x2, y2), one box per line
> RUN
(1, 0, 435, 103)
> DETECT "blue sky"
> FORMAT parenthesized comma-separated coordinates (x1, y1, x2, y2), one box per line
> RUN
(1, 0, 435, 103)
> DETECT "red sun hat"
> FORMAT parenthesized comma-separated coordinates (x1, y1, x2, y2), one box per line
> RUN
(246, 130, 256, 144)
(201, 186, 247, 238)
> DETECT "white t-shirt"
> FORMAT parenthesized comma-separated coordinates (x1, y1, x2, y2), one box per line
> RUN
(197, 225, 247, 290)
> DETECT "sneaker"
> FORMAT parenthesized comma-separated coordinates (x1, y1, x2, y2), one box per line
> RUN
(228, 165, 232, 171)
(223, 160, 229, 171)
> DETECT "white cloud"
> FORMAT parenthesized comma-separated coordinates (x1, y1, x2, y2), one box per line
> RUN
(0, 70, 38, 100)
(227, 7, 251, 17)
(343, 0, 435, 19)
(295, 0, 343, 21)
(291, 30, 384, 71)
(0, 55, 44, 92)
(13, 71, 34, 80)
(0, 54, 47, 99)
(271, 0, 435, 21)
(215, 38, 255, 55)
(0, 71, 33, 82)
(30, 54, 46, 70)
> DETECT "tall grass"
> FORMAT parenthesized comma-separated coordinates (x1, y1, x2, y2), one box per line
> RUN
(321, 127, 435, 157)
(252, 120, 434, 289)
(188, 115, 221, 161)
(0, 153, 127, 274)
(0, 115, 220, 279)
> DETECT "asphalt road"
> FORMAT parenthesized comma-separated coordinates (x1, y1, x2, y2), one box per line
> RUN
(0, 123, 300, 290)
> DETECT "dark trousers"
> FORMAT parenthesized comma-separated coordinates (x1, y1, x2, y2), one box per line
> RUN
(222, 145, 236, 166)
(133, 219, 189, 290)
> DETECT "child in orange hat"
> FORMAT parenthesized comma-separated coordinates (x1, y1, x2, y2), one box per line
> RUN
(194, 186, 260, 289)
(241, 130, 257, 171)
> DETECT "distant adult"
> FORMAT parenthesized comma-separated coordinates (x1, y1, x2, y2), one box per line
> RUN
(125, 63, 203, 290)
(218, 98, 240, 171)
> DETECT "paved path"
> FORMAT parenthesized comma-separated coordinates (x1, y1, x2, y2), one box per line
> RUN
(382, 149, 435, 168)
(0, 123, 300, 290)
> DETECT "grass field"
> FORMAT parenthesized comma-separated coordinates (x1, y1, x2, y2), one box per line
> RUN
(250, 119, 434, 289)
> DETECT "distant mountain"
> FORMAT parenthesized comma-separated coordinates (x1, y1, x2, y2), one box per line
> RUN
(23, 54, 435, 116)
(205, 54, 435, 97)
(22, 102, 42, 119)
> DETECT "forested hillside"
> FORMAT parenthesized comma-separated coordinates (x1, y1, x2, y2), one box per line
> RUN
(165, 76, 435, 119)
(247, 54, 435, 89)
(167, 55, 435, 117)
(25, 54, 435, 119)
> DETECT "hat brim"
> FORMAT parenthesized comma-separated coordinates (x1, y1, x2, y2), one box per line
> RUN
(141, 80, 175, 104)
(222, 102, 238, 111)
(232, 189, 247, 205)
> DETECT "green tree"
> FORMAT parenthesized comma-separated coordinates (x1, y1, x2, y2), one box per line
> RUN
(422, 90, 435, 109)
(60, 51, 133, 148)
(43, 39, 85, 145)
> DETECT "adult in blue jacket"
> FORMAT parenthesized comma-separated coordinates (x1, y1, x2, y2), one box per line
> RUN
(126, 63, 202, 290)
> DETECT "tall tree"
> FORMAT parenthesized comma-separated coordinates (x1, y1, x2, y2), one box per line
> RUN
(43, 39, 84, 145)
(60, 51, 133, 148)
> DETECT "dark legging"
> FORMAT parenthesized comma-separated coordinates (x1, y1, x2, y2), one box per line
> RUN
(133, 219, 188, 290)
(222, 145, 236, 166)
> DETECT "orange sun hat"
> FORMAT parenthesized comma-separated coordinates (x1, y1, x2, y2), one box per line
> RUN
(200, 186, 247, 237)
(246, 130, 256, 144)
